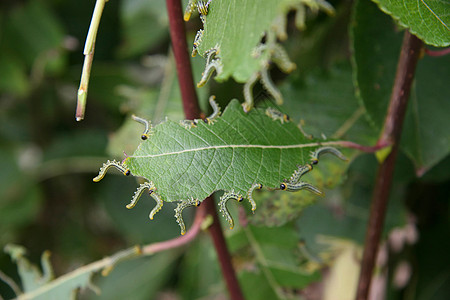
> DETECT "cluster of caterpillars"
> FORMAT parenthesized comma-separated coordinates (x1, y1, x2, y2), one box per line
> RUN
(93, 97, 347, 235)
(217, 147, 347, 231)
(184, 1, 222, 88)
(184, 0, 297, 112)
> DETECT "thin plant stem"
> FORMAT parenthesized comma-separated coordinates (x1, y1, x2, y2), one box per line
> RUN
(76, 0, 108, 121)
(141, 204, 207, 255)
(355, 31, 423, 300)
(204, 199, 245, 300)
(424, 47, 450, 57)
(166, 0, 201, 120)
(165, 0, 244, 298)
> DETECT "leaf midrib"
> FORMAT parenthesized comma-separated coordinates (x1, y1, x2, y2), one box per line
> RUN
(130, 141, 342, 159)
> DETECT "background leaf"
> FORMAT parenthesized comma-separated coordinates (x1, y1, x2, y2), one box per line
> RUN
(227, 224, 320, 299)
(281, 63, 377, 145)
(88, 251, 178, 300)
(351, 0, 450, 174)
(372, 0, 450, 47)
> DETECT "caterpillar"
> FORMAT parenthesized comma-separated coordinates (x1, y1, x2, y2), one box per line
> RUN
(310, 146, 348, 165)
(126, 182, 163, 220)
(191, 29, 204, 57)
(219, 191, 243, 229)
(265, 107, 290, 124)
(280, 146, 347, 193)
(204, 95, 221, 124)
(242, 64, 284, 113)
(175, 197, 200, 235)
(93, 160, 130, 182)
(184, 0, 212, 22)
(242, 72, 259, 113)
(246, 183, 262, 212)
(197, 49, 222, 88)
(132, 115, 152, 140)
(260, 66, 283, 105)
(280, 181, 323, 195)
(286, 164, 313, 184)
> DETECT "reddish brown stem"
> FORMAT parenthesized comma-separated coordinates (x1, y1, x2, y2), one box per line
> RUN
(165, 1, 244, 299)
(166, 0, 201, 120)
(355, 31, 423, 300)
(204, 198, 245, 300)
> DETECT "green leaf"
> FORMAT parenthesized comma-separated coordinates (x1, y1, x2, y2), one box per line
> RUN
(4, 244, 53, 293)
(297, 154, 410, 256)
(196, 0, 334, 82)
(178, 236, 223, 299)
(371, 0, 450, 47)
(351, 0, 450, 174)
(5, 245, 141, 299)
(90, 251, 178, 300)
(401, 54, 450, 174)
(232, 225, 320, 299)
(125, 100, 346, 202)
(351, 0, 403, 129)
(96, 99, 349, 233)
(239, 271, 280, 300)
(280, 63, 377, 145)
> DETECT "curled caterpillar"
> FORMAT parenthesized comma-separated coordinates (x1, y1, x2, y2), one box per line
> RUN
(280, 147, 347, 196)
(175, 198, 200, 235)
(132, 115, 152, 140)
(126, 182, 163, 220)
(310, 146, 348, 165)
(287, 164, 312, 184)
(247, 183, 262, 212)
(197, 49, 222, 87)
(260, 66, 283, 105)
(93, 160, 130, 182)
(265, 107, 290, 124)
(242, 72, 260, 113)
(191, 29, 203, 57)
(280, 181, 323, 195)
(204, 95, 221, 124)
(184, 0, 212, 21)
(219, 191, 243, 229)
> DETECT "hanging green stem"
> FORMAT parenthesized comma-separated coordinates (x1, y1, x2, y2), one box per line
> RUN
(76, 0, 108, 121)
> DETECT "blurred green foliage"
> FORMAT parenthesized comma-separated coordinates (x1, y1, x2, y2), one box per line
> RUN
(0, 0, 449, 299)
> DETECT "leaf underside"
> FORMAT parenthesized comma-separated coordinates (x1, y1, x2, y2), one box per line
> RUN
(125, 99, 336, 203)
